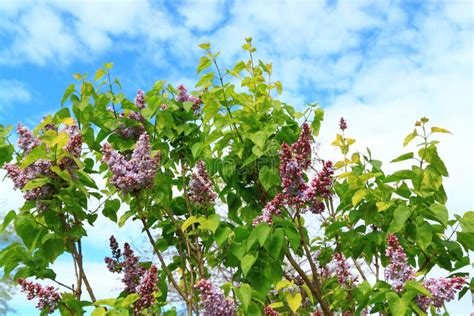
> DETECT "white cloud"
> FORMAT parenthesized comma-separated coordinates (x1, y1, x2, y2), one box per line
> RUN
(178, 0, 226, 32)
(0, 80, 31, 107)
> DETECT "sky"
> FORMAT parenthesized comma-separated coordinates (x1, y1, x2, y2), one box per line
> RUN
(0, 0, 473, 314)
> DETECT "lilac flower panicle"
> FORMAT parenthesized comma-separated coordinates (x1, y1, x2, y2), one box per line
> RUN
(188, 160, 217, 206)
(104, 237, 146, 293)
(134, 89, 146, 109)
(384, 234, 416, 292)
(101, 133, 160, 193)
(339, 117, 348, 131)
(18, 279, 61, 314)
(264, 306, 280, 315)
(63, 122, 83, 158)
(253, 123, 334, 224)
(417, 277, 466, 311)
(17, 123, 41, 154)
(195, 279, 236, 316)
(134, 265, 158, 313)
(332, 253, 358, 288)
(176, 84, 202, 115)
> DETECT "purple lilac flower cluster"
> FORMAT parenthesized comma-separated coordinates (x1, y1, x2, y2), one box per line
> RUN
(384, 234, 416, 292)
(417, 276, 466, 311)
(101, 133, 160, 193)
(105, 236, 159, 313)
(104, 236, 146, 293)
(117, 109, 145, 140)
(18, 279, 61, 314)
(3, 121, 83, 208)
(195, 279, 236, 316)
(188, 160, 217, 206)
(264, 305, 280, 315)
(17, 123, 40, 154)
(134, 89, 146, 109)
(176, 84, 203, 115)
(332, 253, 358, 288)
(254, 123, 334, 225)
(339, 117, 347, 131)
(134, 265, 159, 314)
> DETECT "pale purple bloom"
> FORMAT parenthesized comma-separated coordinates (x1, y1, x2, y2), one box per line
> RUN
(18, 279, 61, 314)
(339, 117, 348, 130)
(101, 133, 160, 193)
(195, 279, 236, 316)
(176, 84, 202, 115)
(134, 265, 158, 313)
(332, 253, 358, 288)
(134, 89, 146, 109)
(17, 123, 40, 154)
(188, 160, 217, 205)
(384, 234, 416, 292)
(417, 277, 466, 311)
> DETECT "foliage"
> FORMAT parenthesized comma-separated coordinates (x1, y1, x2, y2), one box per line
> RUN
(0, 39, 472, 315)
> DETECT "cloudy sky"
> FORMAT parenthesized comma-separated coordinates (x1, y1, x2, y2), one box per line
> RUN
(0, 0, 473, 314)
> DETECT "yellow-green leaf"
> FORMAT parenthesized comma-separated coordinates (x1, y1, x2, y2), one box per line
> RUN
(431, 126, 451, 134)
(275, 279, 293, 292)
(403, 129, 417, 146)
(182, 216, 200, 231)
(285, 292, 302, 313)
(94, 69, 106, 81)
(376, 201, 393, 212)
(352, 189, 367, 206)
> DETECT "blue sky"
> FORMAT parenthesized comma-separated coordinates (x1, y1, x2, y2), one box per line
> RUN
(0, 0, 473, 314)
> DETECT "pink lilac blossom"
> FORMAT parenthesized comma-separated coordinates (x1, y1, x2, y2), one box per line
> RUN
(62, 122, 83, 158)
(4, 159, 54, 202)
(101, 133, 160, 193)
(302, 160, 334, 214)
(253, 123, 334, 225)
(195, 279, 236, 316)
(134, 265, 158, 314)
(417, 277, 466, 311)
(17, 123, 41, 154)
(252, 193, 284, 226)
(332, 253, 358, 288)
(188, 160, 217, 205)
(339, 117, 348, 131)
(104, 237, 146, 293)
(117, 110, 145, 140)
(134, 89, 146, 109)
(176, 84, 202, 115)
(264, 306, 280, 315)
(18, 279, 61, 314)
(384, 234, 416, 292)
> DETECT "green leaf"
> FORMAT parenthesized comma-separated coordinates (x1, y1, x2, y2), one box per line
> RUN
(247, 223, 271, 250)
(284, 226, 300, 252)
(241, 254, 256, 277)
(403, 129, 418, 146)
(266, 228, 284, 259)
(214, 226, 231, 246)
(195, 72, 215, 88)
(94, 69, 106, 81)
(118, 210, 134, 228)
(91, 307, 107, 316)
(459, 211, 474, 232)
(259, 166, 280, 191)
(388, 205, 412, 233)
(275, 280, 292, 291)
(416, 222, 432, 251)
(22, 178, 50, 191)
(61, 83, 76, 105)
(200, 214, 220, 233)
(104, 62, 113, 69)
(115, 293, 139, 308)
(274, 81, 282, 94)
(391, 152, 414, 163)
(236, 283, 252, 312)
(431, 126, 451, 134)
(352, 189, 367, 206)
(428, 203, 448, 227)
(311, 108, 324, 136)
(404, 280, 432, 297)
(199, 42, 211, 50)
(285, 292, 302, 313)
(386, 293, 408, 315)
(1, 210, 16, 232)
(103, 199, 120, 223)
(182, 216, 199, 231)
(376, 201, 393, 212)
(21, 144, 48, 168)
(197, 56, 212, 74)
(248, 131, 267, 149)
